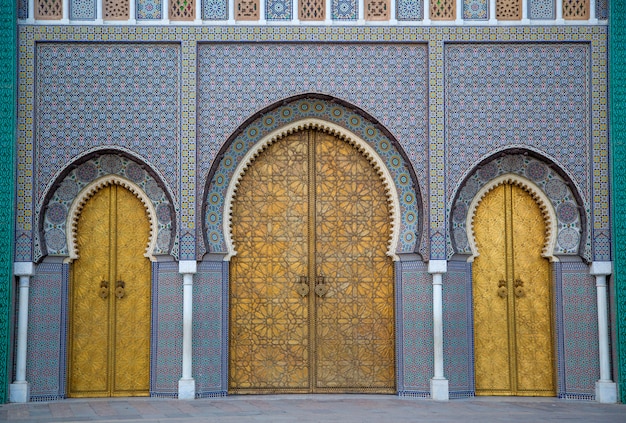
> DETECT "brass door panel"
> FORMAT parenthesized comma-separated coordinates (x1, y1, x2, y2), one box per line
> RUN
(229, 130, 395, 393)
(68, 185, 151, 397)
(473, 184, 555, 396)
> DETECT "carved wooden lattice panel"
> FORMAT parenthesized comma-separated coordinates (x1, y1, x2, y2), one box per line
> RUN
(473, 184, 555, 396)
(68, 185, 151, 397)
(299, 0, 325, 20)
(229, 130, 395, 393)
(563, 0, 589, 19)
(36, 0, 63, 19)
(235, 0, 260, 20)
(103, 0, 130, 20)
(365, 0, 390, 20)
(496, 0, 522, 19)
(430, 0, 455, 20)
(170, 0, 195, 20)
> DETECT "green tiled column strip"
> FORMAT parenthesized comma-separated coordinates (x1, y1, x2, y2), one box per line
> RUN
(610, 0, 626, 403)
(0, 0, 16, 404)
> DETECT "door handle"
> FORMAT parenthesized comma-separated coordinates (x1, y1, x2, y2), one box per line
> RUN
(115, 280, 126, 299)
(295, 276, 309, 297)
(497, 279, 507, 298)
(99, 279, 109, 299)
(314, 275, 328, 297)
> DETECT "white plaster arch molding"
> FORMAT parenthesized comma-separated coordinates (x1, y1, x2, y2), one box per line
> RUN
(65, 175, 159, 263)
(223, 118, 402, 261)
(466, 174, 558, 263)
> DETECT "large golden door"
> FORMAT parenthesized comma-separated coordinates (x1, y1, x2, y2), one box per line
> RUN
(473, 183, 555, 396)
(229, 130, 395, 393)
(68, 185, 151, 397)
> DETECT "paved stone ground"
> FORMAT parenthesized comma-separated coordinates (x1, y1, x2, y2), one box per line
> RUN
(0, 395, 624, 423)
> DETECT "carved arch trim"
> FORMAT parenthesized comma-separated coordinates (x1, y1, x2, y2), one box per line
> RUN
(65, 175, 159, 263)
(223, 118, 402, 261)
(466, 174, 558, 263)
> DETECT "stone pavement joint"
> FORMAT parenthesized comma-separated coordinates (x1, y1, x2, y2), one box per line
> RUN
(0, 395, 624, 423)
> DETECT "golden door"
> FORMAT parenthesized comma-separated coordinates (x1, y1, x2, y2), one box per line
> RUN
(68, 185, 151, 397)
(473, 183, 555, 396)
(229, 130, 395, 393)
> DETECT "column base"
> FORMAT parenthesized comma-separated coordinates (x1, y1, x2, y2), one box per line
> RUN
(595, 380, 617, 403)
(178, 378, 196, 400)
(430, 378, 449, 401)
(9, 381, 30, 403)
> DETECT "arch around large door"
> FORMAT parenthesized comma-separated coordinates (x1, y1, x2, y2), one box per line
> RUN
(466, 174, 558, 263)
(224, 118, 402, 261)
(203, 95, 423, 259)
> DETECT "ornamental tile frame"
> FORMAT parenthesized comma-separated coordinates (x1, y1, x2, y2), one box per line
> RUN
(17, 25, 608, 265)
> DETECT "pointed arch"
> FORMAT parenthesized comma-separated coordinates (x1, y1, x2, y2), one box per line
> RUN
(223, 118, 401, 261)
(466, 174, 558, 263)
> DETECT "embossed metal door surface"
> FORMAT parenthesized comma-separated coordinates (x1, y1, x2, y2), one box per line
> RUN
(68, 185, 151, 397)
(229, 130, 395, 393)
(473, 183, 555, 396)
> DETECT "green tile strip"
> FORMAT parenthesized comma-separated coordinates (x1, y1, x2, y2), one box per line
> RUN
(610, 0, 626, 404)
(0, 0, 16, 404)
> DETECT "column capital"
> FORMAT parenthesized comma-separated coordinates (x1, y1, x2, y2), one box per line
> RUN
(179, 260, 197, 275)
(590, 261, 612, 276)
(427, 260, 447, 275)
(13, 262, 35, 277)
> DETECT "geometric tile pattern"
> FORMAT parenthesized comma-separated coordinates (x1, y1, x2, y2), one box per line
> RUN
(529, 0, 554, 19)
(70, 0, 97, 20)
(137, 0, 163, 19)
(26, 263, 68, 401)
(203, 0, 228, 19)
(19, 0, 28, 19)
(596, 0, 607, 20)
(463, 0, 488, 19)
(332, 0, 358, 19)
(267, 0, 292, 19)
(36, 153, 177, 262)
(556, 264, 599, 399)
(151, 262, 183, 397)
(0, 0, 16, 403)
(443, 262, 474, 397)
(396, 0, 423, 19)
(193, 261, 225, 396)
(449, 154, 588, 261)
(397, 261, 432, 395)
(610, 0, 626, 403)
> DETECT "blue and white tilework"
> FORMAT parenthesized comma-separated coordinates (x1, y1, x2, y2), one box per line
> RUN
(70, 0, 97, 20)
(137, 0, 163, 19)
(463, 0, 488, 19)
(267, 0, 292, 20)
(203, 0, 228, 20)
(529, 0, 554, 19)
(332, 0, 358, 19)
(396, 0, 423, 20)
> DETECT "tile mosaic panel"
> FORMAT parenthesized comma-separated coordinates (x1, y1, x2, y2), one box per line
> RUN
(463, 0, 488, 19)
(529, 0, 554, 19)
(197, 44, 428, 257)
(193, 261, 225, 395)
(596, 0, 607, 20)
(267, 0, 292, 19)
(19, 0, 29, 19)
(137, 0, 163, 19)
(70, 0, 97, 19)
(398, 261, 432, 394)
(35, 43, 180, 204)
(35, 154, 177, 262)
(396, 0, 423, 19)
(202, 97, 422, 257)
(449, 154, 588, 261)
(203, 0, 229, 19)
(27, 263, 68, 400)
(558, 264, 599, 398)
(151, 262, 183, 396)
(332, 0, 358, 19)
(443, 262, 474, 396)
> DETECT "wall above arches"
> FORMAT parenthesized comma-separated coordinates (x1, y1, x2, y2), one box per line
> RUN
(203, 97, 423, 258)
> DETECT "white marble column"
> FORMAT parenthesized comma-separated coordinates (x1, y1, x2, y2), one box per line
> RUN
(178, 260, 197, 400)
(428, 260, 449, 400)
(10, 262, 35, 403)
(589, 262, 617, 403)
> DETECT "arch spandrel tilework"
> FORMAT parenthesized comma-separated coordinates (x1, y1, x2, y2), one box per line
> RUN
(203, 98, 423, 257)
(36, 153, 178, 262)
(449, 153, 588, 261)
